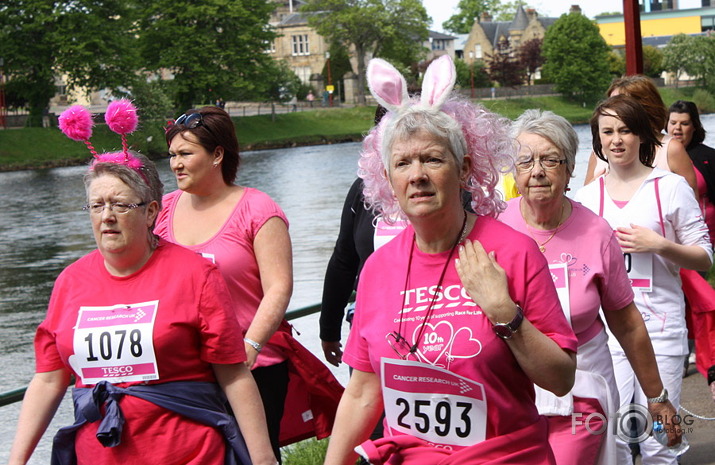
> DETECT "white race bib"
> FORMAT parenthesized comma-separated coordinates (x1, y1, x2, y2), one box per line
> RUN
(71, 301, 159, 384)
(623, 252, 653, 292)
(374, 217, 408, 251)
(381, 358, 487, 449)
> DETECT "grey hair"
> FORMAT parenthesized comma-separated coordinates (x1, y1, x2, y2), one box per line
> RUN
(510, 109, 578, 178)
(381, 108, 468, 172)
(84, 151, 164, 246)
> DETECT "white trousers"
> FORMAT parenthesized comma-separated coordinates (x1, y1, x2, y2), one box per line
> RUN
(612, 352, 686, 465)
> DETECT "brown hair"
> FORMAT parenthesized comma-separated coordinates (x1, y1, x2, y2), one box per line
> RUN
(590, 94, 661, 167)
(165, 106, 240, 184)
(607, 75, 667, 135)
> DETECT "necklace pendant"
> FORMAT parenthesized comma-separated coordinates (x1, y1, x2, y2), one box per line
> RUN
(539, 245, 546, 253)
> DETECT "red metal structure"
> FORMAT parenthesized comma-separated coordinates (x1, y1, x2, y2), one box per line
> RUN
(623, 0, 644, 75)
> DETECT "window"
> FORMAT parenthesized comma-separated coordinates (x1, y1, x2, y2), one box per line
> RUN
(703, 15, 715, 32)
(432, 39, 446, 51)
(266, 40, 276, 53)
(295, 66, 311, 84)
(291, 34, 309, 56)
(475, 44, 483, 59)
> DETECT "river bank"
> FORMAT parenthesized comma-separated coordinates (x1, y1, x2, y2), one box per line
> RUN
(2, 88, 706, 172)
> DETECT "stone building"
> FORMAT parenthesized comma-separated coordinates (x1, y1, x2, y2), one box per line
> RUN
(462, 6, 560, 65)
(269, 0, 335, 86)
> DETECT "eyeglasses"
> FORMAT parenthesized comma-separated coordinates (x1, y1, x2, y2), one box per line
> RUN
(515, 156, 567, 172)
(386, 331, 416, 360)
(83, 202, 146, 214)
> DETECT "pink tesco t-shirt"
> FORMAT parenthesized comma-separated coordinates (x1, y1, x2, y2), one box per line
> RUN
(155, 187, 289, 367)
(344, 216, 577, 447)
(499, 198, 634, 345)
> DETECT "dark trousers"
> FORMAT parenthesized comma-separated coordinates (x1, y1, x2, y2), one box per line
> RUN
(252, 361, 289, 464)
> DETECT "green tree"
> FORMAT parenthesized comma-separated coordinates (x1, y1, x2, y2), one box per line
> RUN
(642, 45, 665, 78)
(138, 0, 277, 110)
(663, 34, 695, 88)
(442, 0, 499, 33)
(683, 34, 715, 92)
(607, 50, 625, 77)
(302, 0, 429, 105)
(492, 0, 528, 22)
(0, 0, 140, 126)
(542, 12, 611, 104)
(455, 59, 490, 91)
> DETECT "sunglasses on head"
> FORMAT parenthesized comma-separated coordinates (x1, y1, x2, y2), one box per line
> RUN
(166, 112, 214, 136)
(175, 112, 204, 128)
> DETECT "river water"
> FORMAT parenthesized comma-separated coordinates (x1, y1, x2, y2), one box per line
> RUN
(2, 116, 715, 463)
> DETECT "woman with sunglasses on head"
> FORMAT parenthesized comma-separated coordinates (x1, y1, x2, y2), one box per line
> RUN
(9, 102, 276, 465)
(156, 106, 292, 463)
(324, 56, 578, 465)
(576, 95, 712, 465)
(500, 109, 680, 465)
(584, 75, 699, 197)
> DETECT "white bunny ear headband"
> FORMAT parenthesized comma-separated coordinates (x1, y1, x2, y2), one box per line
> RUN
(367, 55, 456, 114)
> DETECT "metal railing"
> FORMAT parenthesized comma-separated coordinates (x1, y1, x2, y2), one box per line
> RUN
(0, 302, 325, 407)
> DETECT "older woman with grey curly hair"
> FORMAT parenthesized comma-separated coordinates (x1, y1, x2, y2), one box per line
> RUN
(499, 109, 679, 465)
(324, 56, 577, 465)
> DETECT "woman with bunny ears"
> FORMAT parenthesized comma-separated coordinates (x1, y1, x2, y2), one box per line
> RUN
(323, 56, 577, 465)
(8, 101, 277, 465)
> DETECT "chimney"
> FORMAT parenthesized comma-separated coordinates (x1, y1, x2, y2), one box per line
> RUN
(526, 8, 537, 21)
(481, 11, 492, 22)
(569, 5, 582, 14)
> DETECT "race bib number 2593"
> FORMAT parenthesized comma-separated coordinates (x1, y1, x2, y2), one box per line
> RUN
(381, 358, 487, 449)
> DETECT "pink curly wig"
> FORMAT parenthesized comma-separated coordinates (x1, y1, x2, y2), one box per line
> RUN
(358, 95, 514, 221)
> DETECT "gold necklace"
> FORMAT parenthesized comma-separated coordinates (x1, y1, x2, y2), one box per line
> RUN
(525, 201, 566, 253)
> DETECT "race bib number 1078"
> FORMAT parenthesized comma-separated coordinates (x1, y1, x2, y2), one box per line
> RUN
(71, 301, 159, 385)
(381, 358, 487, 449)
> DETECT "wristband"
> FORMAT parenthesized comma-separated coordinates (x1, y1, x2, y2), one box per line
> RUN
(244, 338, 262, 353)
(646, 387, 668, 404)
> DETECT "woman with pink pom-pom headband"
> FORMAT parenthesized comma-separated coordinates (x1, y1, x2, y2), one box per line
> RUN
(9, 102, 278, 465)
(323, 56, 578, 465)
(58, 99, 146, 179)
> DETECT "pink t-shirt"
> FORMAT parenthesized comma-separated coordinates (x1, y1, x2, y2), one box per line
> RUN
(155, 187, 289, 367)
(500, 198, 634, 345)
(35, 240, 245, 464)
(344, 216, 577, 449)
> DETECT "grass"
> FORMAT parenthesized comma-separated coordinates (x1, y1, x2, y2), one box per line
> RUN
(281, 438, 330, 464)
(0, 87, 707, 171)
(479, 95, 594, 123)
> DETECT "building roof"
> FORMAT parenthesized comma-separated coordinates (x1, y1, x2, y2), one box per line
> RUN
(510, 6, 529, 31)
(277, 12, 307, 26)
(429, 30, 457, 40)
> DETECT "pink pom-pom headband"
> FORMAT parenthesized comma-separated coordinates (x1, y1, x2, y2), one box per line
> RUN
(59, 99, 144, 180)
